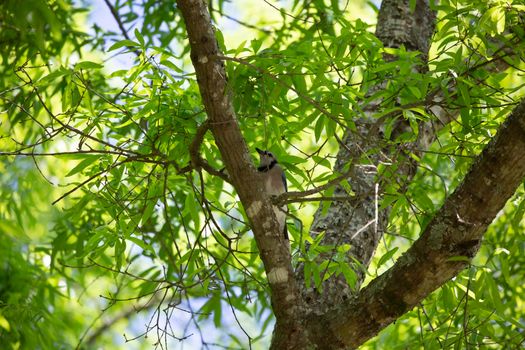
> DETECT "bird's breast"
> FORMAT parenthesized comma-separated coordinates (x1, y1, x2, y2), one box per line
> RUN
(264, 168, 285, 196)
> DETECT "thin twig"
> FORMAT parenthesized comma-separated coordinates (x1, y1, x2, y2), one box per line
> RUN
(102, 0, 141, 56)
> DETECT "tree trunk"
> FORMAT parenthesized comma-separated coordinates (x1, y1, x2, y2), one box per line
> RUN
(176, 0, 525, 349)
(297, 0, 437, 313)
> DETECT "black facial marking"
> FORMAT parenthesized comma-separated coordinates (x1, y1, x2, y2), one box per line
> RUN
(257, 160, 277, 172)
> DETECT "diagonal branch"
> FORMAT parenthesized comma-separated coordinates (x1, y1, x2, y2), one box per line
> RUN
(310, 98, 525, 348)
(175, 0, 304, 346)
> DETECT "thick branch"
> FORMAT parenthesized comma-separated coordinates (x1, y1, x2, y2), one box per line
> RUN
(312, 98, 525, 348)
(175, 0, 304, 344)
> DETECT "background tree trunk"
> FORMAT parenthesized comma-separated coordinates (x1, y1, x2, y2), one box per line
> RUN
(297, 0, 437, 313)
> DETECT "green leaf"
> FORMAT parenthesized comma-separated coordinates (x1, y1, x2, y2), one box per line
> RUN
(251, 38, 263, 54)
(312, 263, 321, 290)
(75, 61, 103, 70)
(480, 7, 506, 35)
(377, 247, 398, 268)
(185, 192, 201, 230)
(37, 68, 71, 85)
(234, 40, 247, 57)
(446, 255, 470, 262)
(314, 116, 324, 142)
(414, 188, 434, 212)
(312, 155, 332, 169)
(141, 199, 156, 224)
(114, 238, 126, 271)
(66, 155, 101, 177)
(215, 28, 225, 51)
(291, 71, 307, 93)
(134, 28, 144, 46)
(404, 85, 418, 100)
(127, 236, 156, 257)
(340, 263, 357, 289)
(108, 39, 140, 51)
(138, 280, 158, 296)
(441, 284, 454, 308)
(0, 314, 11, 331)
(160, 59, 184, 73)
(458, 82, 471, 108)
(485, 272, 504, 314)
(279, 154, 306, 165)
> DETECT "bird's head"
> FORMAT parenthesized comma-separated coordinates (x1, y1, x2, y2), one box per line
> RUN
(256, 147, 278, 170)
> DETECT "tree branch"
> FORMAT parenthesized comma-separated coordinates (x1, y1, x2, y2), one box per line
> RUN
(175, 0, 304, 346)
(312, 97, 525, 348)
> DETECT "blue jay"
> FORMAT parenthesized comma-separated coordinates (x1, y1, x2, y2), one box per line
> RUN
(256, 147, 288, 239)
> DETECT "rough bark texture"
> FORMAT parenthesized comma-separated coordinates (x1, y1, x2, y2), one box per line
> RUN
(176, 0, 525, 349)
(376, 0, 435, 63)
(309, 98, 525, 348)
(298, 0, 437, 313)
(175, 0, 306, 346)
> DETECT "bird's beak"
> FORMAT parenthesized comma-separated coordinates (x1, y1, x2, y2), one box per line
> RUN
(255, 147, 264, 155)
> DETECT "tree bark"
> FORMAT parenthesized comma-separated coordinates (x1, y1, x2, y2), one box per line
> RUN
(175, 0, 306, 347)
(176, 0, 525, 349)
(308, 98, 525, 348)
(297, 0, 437, 312)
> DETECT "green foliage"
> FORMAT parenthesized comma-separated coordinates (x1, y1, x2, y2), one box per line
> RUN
(300, 232, 358, 292)
(1, 0, 525, 349)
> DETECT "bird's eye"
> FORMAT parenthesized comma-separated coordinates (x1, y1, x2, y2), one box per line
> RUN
(268, 153, 273, 158)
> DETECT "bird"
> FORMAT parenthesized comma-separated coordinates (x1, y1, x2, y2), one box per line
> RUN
(255, 147, 288, 239)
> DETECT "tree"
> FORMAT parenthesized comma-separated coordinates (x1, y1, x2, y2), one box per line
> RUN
(1, 0, 524, 349)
